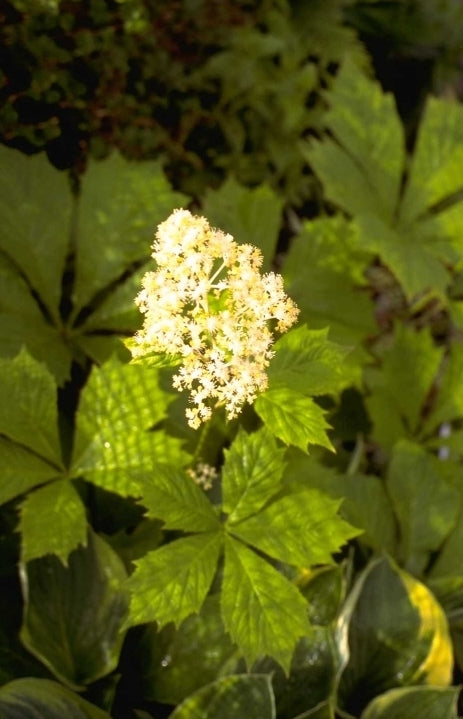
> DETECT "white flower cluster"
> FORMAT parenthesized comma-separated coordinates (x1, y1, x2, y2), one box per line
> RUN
(134, 209, 299, 428)
(186, 463, 218, 491)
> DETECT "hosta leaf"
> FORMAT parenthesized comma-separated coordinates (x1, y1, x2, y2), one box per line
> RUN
(139, 595, 240, 705)
(400, 97, 463, 223)
(140, 464, 220, 532)
(268, 325, 351, 396)
(19, 480, 87, 564)
(255, 387, 333, 453)
(387, 440, 459, 573)
(229, 490, 359, 566)
(0, 349, 62, 466)
(127, 532, 222, 628)
(338, 557, 453, 715)
(20, 531, 129, 689)
(361, 686, 459, 719)
(170, 674, 275, 719)
(0, 678, 112, 719)
(72, 152, 187, 315)
(366, 325, 443, 449)
(0, 437, 60, 506)
(308, 58, 404, 222)
(222, 426, 286, 524)
(221, 535, 310, 673)
(202, 177, 283, 270)
(0, 145, 71, 321)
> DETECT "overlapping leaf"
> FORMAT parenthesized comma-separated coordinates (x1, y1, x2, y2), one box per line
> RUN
(20, 531, 129, 689)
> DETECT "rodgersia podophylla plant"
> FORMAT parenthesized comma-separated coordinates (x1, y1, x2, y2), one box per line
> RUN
(133, 208, 299, 428)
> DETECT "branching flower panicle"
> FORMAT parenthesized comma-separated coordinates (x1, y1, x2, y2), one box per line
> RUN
(133, 208, 299, 428)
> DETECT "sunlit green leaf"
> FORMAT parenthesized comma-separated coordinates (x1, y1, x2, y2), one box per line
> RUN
(255, 387, 333, 453)
(229, 490, 358, 566)
(140, 464, 220, 532)
(268, 325, 351, 396)
(127, 532, 222, 628)
(221, 535, 310, 673)
(20, 531, 129, 689)
(222, 426, 286, 523)
(20, 480, 87, 564)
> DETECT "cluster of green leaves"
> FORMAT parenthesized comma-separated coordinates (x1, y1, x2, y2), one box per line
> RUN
(2, 49, 463, 719)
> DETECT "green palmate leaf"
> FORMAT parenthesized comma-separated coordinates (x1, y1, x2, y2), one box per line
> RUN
(170, 674, 275, 719)
(0, 437, 60, 506)
(139, 595, 241, 705)
(229, 490, 359, 566)
(0, 678, 112, 719)
(72, 152, 187, 316)
(0, 349, 62, 467)
(338, 557, 453, 715)
(400, 97, 463, 223)
(222, 426, 286, 524)
(140, 464, 220, 532)
(0, 145, 72, 322)
(127, 532, 222, 628)
(20, 531, 129, 689)
(308, 58, 404, 222)
(387, 440, 459, 573)
(282, 216, 374, 353)
(268, 325, 351, 396)
(19, 480, 87, 564)
(366, 325, 444, 449)
(0, 254, 72, 383)
(72, 357, 188, 496)
(202, 177, 283, 270)
(255, 387, 333, 453)
(221, 535, 310, 673)
(361, 686, 459, 719)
